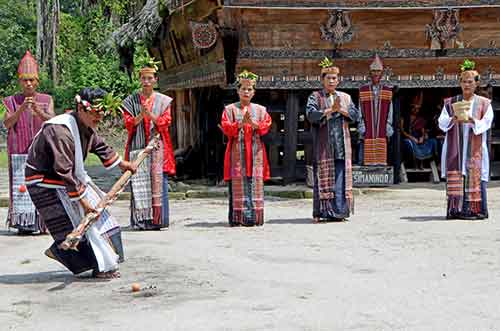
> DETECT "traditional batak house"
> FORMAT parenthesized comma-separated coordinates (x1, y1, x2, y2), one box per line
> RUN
(114, 0, 500, 184)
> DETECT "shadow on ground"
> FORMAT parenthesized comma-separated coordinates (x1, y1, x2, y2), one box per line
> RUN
(0, 229, 18, 236)
(0, 270, 112, 286)
(184, 221, 229, 228)
(401, 216, 449, 222)
(120, 226, 167, 232)
(267, 218, 313, 225)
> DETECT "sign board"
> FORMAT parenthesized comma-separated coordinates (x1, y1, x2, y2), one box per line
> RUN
(353, 166, 394, 187)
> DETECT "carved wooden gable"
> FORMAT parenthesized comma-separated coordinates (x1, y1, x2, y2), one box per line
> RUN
(425, 9, 462, 49)
(320, 10, 354, 48)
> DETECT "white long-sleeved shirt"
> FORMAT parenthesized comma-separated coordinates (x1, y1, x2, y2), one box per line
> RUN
(438, 95, 494, 181)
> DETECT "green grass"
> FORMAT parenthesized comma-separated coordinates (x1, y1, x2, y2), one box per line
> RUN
(85, 147, 125, 167)
(0, 150, 7, 168)
(85, 153, 104, 167)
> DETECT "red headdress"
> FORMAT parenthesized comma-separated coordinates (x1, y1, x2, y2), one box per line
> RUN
(18, 51, 39, 80)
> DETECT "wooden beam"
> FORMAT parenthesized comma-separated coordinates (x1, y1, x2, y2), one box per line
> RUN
(393, 88, 402, 184)
(224, 0, 500, 9)
(283, 91, 299, 184)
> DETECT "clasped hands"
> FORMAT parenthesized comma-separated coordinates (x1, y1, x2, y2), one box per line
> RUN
(134, 104, 156, 126)
(140, 104, 153, 119)
(21, 97, 44, 117)
(239, 111, 259, 129)
(323, 98, 341, 119)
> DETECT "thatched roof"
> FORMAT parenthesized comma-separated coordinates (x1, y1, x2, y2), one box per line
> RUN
(113, 0, 170, 47)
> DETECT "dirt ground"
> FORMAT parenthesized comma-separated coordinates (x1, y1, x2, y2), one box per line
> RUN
(1, 186, 499, 331)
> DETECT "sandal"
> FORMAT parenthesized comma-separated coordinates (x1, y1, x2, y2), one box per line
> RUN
(92, 270, 121, 279)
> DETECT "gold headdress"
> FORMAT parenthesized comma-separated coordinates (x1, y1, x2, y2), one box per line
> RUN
(237, 70, 258, 87)
(139, 57, 161, 76)
(319, 57, 340, 75)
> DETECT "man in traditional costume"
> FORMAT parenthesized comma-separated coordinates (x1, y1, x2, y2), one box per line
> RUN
(357, 54, 393, 165)
(26, 88, 135, 278)
(221, 70, 272, 226)
(438, 59, 493, 220)
(122, 63, 175, 230)
(2, 51, 55, 234)
(306, 57, 359, 223)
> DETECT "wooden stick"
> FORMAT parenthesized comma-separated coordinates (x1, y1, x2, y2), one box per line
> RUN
(60, 134, 160, 251)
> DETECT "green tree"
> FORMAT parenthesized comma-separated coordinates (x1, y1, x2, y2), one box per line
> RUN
(1, 0, 145, 113)
(0, 0, 37, 96)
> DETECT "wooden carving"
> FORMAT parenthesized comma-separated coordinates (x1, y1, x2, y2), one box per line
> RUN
(190, 20, 218, 49)
(425, 9, 462, 49)
(320, 10, 354, 48)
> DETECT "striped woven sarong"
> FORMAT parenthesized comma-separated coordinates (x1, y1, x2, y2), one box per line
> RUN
(56, 182, 120, 272)
(28, 184, 123, 274)
(359, 84, 392, 165)
(9, 154, 41, 230)
(130, 150, 153, 221)
(5, 93, 51, 233)
(226, 103, 265, 226)
(364, 138, 387, 165)
(445, 95, 488, 216)
(317, 92, 354, 212)
(123, 92, 169, 229)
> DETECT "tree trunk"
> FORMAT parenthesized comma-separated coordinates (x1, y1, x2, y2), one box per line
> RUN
(36, 0, 60, 83)
(36, 0, 47, 65)
(51, 0, 60, 84)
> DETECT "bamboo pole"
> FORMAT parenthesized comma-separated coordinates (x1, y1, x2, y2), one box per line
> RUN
(60, 134, 160, 251)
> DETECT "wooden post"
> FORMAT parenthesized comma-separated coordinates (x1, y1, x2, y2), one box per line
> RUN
(268, 121, 279, 174)
(284, 91, 299, 184)
(488, 86, 494, 178)
(430, 160, 440, 183)
(169, 91, 178, 150)
(393, 86, 402, 184)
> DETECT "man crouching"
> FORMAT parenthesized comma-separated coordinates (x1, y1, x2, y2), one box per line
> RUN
(25, 88, 136, 279)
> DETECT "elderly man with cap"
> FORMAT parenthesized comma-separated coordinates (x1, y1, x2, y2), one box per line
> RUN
(122, 62, 176, 230)
(306, 57, 360, 223)
(2, 50, 55, 234)
(357, 54, 394, 166)
(25, 87, 136, 278)
(438, 59, 494, 220)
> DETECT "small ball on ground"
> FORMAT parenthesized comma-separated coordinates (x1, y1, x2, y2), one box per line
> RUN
(131, 283, 141, 292)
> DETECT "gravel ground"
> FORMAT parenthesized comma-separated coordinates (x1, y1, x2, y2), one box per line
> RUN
(0, 186, 499, 331)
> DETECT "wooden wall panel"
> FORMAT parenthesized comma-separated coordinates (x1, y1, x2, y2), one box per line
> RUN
(224, 0, 495, 8)
(237, 57, 500, 77)
(233, 8, 500, 50)
(460, 9, 500, 48)
(173, 89, 201, 149)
